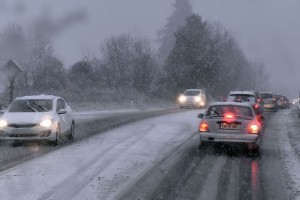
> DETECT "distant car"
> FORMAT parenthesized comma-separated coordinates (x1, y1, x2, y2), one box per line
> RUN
(0, 95, 75, 145)
(198, 102, 262, 154)
(178, 89, 207, 108)
(226, 91, 264, 115)
(276, 95, 290, 109)
(260, 92, 278, 111)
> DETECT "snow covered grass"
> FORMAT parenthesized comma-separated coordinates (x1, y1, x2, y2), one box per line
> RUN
(69, 98, 177, 112)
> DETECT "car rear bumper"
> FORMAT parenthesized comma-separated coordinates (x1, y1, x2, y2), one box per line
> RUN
(264, 103, 277, 110)
(200, 132, 259, 143)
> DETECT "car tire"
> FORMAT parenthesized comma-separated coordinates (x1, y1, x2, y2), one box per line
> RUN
(198, 140, 208, 149)
(248, 143, 260, 156)
(66, 122, 75, 141)
(49, 124, 61, 146)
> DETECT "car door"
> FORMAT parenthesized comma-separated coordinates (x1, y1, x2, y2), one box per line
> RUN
(61, 99, 73, 129)
(56, 99, 68, 135)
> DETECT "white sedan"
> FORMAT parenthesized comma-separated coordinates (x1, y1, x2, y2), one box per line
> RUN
(198, 102, 263, 154)
(0, 95, 75, 145)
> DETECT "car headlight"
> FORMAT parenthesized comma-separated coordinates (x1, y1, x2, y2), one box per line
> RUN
(194, 96, 201, 103)
(0, 120, 7, 128)
(40, 119, 52, 128)
(179, 96, 186, 103)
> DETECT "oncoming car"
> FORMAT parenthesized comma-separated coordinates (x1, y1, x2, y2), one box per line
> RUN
(178, 89, 207, 108)
(0, 95, 75, 145)
(198, 102, 262, 154)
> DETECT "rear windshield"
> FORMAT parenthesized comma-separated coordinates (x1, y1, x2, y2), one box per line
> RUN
(206, 105, 253, 118)
(261, 93, 273, 99)
(183, 91, 200, 96)
(227, 94, 255, 103)
(9, 99, 53, 112)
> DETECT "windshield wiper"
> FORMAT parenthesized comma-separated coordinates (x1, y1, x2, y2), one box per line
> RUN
(32, 102, 48, 112)
(26, 101, 38, 112)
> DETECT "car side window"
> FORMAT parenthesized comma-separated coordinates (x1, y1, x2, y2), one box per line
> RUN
(61, 99, 66, 109)
(56, 99, 65, 112)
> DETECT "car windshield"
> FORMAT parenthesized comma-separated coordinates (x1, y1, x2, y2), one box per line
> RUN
(8, 100, 52, 112)
(227, 94, 255, 103)
(183, 91, 201, 96)
(206, 105, 253, 118)
(261, 93, 273, 99)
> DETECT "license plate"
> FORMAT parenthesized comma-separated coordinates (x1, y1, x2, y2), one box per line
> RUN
(220, 123, 238, 130)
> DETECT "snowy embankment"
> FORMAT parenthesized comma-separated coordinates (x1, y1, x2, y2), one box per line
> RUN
(276, 109, 300, 200)
(0, 109, 205, 200)
(73, 107, 177, 122)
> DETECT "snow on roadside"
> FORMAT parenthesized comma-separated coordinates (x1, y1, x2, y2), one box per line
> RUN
(276, 109, 300, 200)
(73, 107, 179, 122)
(0, 109, 205, 200)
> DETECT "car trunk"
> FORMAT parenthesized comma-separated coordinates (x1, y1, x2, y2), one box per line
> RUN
(206, 118, 250, 134)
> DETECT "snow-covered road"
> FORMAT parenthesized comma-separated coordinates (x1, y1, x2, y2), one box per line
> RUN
(1, 108, 300, 200)
(0, 110, 203, 200)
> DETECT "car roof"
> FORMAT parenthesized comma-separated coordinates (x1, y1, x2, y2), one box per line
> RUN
(229, 91, 256, 95)
(260, 92, 273, 94)
(185, 89, 204, 92)
(209, 101, 253, 108)
(15, 95, 60, 101)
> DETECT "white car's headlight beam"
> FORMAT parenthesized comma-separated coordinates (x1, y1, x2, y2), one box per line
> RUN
(0, 120, 7, 128)
(40, 119, 52, 128)
(179, 96, 186, 103)
(194, 96, 201, 103)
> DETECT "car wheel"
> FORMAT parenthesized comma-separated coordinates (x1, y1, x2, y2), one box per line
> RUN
(66, 122, 75, 141)
(49, 124, 61, 146)
(180, 106, 184, 109)
(198, 140, 208, 149)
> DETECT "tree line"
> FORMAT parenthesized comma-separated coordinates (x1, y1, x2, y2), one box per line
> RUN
(0, 0, 268, 104)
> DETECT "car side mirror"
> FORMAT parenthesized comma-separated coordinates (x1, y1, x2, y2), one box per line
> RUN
(198, 113, 204, 118)
(58, 109, 67, 114)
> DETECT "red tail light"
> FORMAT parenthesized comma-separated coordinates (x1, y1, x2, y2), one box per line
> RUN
(199, 121, 209, 132)
(224, 113, 234, 119)
(248, 123, 259, 134)
(254, 104, 259, 109)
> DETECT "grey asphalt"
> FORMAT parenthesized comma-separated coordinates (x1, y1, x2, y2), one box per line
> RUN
(117, 110, 290, 200)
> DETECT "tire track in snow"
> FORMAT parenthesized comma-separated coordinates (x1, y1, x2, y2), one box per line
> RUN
(38, 124, 157, 200)
(277, 109, 300, 200)
(113, 133, 201, 200)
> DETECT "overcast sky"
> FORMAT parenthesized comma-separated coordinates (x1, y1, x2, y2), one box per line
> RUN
(1, 0, 299, 98)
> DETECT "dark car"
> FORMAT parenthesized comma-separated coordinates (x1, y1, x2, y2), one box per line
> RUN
(276, 95, 290, 109)
(261, 92, 278, 111)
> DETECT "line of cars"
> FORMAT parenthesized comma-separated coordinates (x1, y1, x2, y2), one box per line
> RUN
(177, 89, 290, 155)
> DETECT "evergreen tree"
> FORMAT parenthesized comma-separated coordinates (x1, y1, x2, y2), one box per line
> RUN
(164, 14, 221, 97)
(157, 0, 192, 65)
